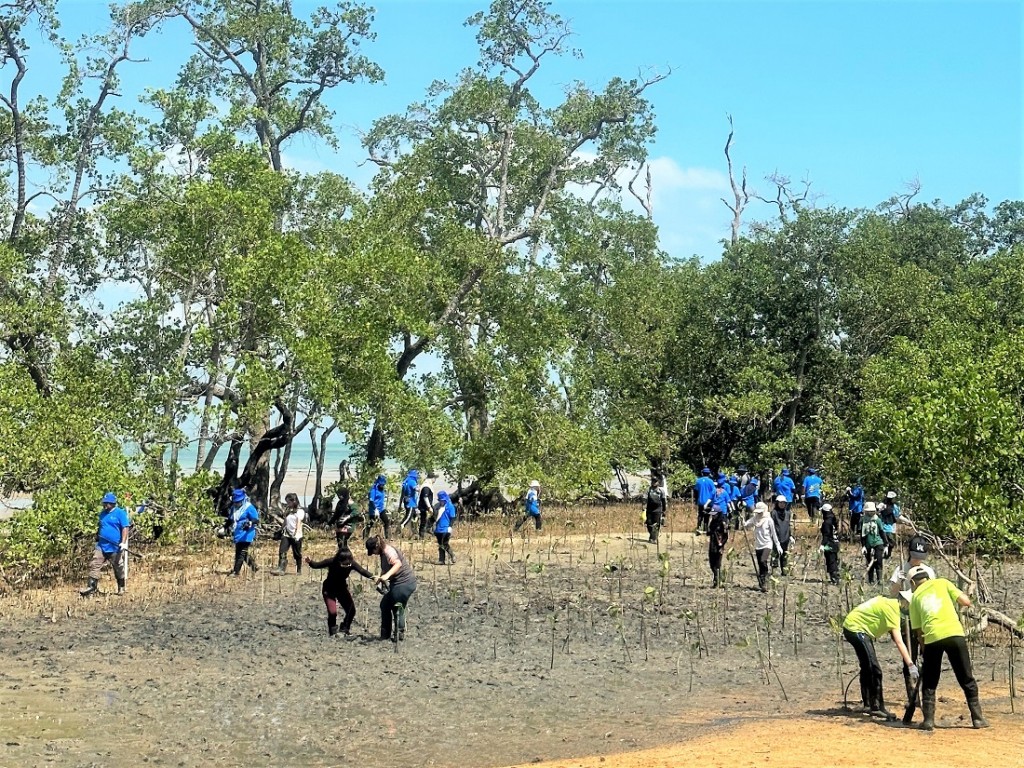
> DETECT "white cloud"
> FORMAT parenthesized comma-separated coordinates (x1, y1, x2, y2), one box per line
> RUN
(646, 156, 729, 194)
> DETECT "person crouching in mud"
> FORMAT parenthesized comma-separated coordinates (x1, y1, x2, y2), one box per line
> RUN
(306, 523, 374, 636)
(365, 536, 417, 641)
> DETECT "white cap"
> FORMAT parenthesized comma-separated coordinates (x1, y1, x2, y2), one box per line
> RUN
(863, 501, 877, 513)
(820, 503, 833, 513)
(529, 480, 540, 488)
(754, 501, 768, 516)
(907, 565, 932, 583)
(886, 490, 897, 500)
(898, 590, 913, 603)
(775, 494, 787, 503)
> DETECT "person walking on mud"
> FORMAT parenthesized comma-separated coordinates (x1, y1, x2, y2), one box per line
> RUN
(644, 474, 667, 544)
(860, 502, 885, 584)
(842, 592, 916, 719)
(770, 494, 794, 575)
(744, 502, 781, 592)
(514, 481, 542, 532)
(273, 492, 305, 575)
(433, 490, 457, 564)
(80, 492, 131, 596)
(229, 488, 260, 576)
(306, 524, 374, 636)
(398, 468, 419, 535)
(416, 478, 435, 540)
(820, 503, 841, 585)
(366, 536, 417, 641)
(363, 474, 390, 540)
(802, 467, 823, 522)
(907, 566, 989, 730)
(707, 496, 729, 588)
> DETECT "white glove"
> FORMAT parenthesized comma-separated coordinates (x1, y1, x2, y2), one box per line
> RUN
(118, 542, 127, 551)
(861, 547, 867, 556)
(908, 664, 920, 682)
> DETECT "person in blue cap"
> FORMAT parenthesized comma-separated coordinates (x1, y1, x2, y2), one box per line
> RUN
(229, 488, 260, 575)
(694, 467, 715, 535)
(846, 482, 864, 542)
(707, 478, 730, 587)
(80, 492, 131, 596)
(803, 467, 823, 522)
(398, 469, 420, 534)
(362, 474, 390, 540)
(433, 490, 457, 564)
(728, 474, 742, 531)
(740, 473, 760, 518)
(514, 481, 543, 532)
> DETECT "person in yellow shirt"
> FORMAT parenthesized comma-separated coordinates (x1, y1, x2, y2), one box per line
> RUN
(842, 592, 916, 719)
(907, 566, 989, 730)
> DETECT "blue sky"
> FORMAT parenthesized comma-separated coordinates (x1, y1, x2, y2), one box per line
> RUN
(27, 0, 1024, 260)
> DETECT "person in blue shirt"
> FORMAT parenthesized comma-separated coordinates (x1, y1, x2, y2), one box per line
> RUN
(773, 468, 796, 508)
(229, 488, 260, 575)
(728, 474, 742, 530)
(694, 467, 715, 535)
(802, 467, 823, 522)
(80, 492, 131, 596)
(847, 483, 864, 541)
(433, 490, 457, 564)
(362, 474, 390, 540)
(398, 469, 419, 533)
(740, 474, 760, 513)
(878, 490, 901, 559)
(514, 481, 543, 532)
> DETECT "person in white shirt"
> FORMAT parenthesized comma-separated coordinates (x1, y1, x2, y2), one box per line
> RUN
(744, 502, 782, 592)
(274, 492, 306, 574)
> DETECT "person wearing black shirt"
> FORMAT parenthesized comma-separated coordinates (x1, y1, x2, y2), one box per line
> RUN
(306, 525, 374, 636)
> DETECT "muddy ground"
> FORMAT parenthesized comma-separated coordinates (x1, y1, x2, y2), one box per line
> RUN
(1, 507, 1021, 768)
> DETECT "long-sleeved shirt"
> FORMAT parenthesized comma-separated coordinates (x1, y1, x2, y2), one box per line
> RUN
(820, 516, 839, 551)
(745, 514, 782, 552)
(308, 548, 373, 594)
(771, 507, 792, 543)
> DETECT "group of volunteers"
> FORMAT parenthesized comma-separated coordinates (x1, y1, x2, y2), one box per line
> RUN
(78, 466, 996, 731)
(688, 466, 910, 591)
(79, 473, 545, 643)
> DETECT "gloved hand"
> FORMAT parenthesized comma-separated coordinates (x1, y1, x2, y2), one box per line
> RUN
(861, 547, 867, 556)
(243, 521, 254, 531)
(118, 542, 127, 551)
(818, 545, 826, 552)
(907, 664, 919, 682)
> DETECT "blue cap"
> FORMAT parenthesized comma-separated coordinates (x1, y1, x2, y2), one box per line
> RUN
(781, 468, 790, 476)
(101, 492, 117, 504)
(701, 467, 711, 475)
(231, 489, 246, 503)
(438, 491, 450, 502)
(807, 467, 816, 474)
(715, 477, 725, 486)
(375, 474, 386, 486)
(729, 475, 739, 483)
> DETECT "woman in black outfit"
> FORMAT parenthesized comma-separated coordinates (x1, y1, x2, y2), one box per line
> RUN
(306, 524, 374, 636)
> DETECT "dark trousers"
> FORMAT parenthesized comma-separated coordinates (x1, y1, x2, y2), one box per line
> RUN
(805, 496, 820, 521)
(645, 507, 661, 542)
(436, 531, 454, 563)
(515, 513, 541, 531)
(233, 542, 257, 574)
(921, 635, 979, 700)
(824, 549, 840, 584)
(363, 511, 391, 540)
(323, 585, 356, 635)
(882, 530, 896, 558)
(756, 548, 772, 589)
(865, 544, 884, 583)
(695, 503, 708, 533)
(418, 507, 431, 538)
(708, 517, 728, 579)
(849, 512, 862, 541)
(774, 539, 790, 574)
(277, 536, 302, 572)
(844, 628, 884, 708)
(380, 581, 416, 639)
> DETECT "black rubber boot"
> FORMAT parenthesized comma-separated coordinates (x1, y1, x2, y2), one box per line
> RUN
(870, 689, 896, 721)
(328, 623, 339, 637)
(711, 569, 720, 588)
(79, 578, 99, 597)
(919, 689, 936, 731)
(967, 696, 989, 728)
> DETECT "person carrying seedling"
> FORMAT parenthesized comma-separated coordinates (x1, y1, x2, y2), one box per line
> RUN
(842, 591, 916, 720)
(366, 536, 417, 641)
(514, 480, 543, 532)
(433, 490, 457, 564)
(860, 502, 885, 584)
(819, 502, 840, 585)
(362, 474, 390, 540)
(228, 488, 260, 576)
(770, 494, 794, 575)
(907, 565, 989, 730)
(694, 467, 715, 535)
(80, 492, 131, 597)
(644, 474, 667, 544)
(744, 502, 781, 592)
